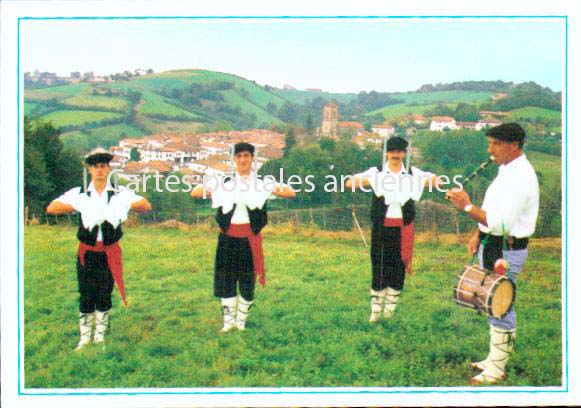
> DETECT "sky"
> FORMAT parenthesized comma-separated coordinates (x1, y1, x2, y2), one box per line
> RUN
(21, 18, 565, 93)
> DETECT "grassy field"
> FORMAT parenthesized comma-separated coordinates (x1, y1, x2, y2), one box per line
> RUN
(507, 106, 562, 122)
(275, 89, 359, 105)
(366, 103, 456, 120)
(139, 91, 200, 119)
(137, 117, 202, 135)
(39, 110, 124, 128)
(390, 90, 494, 104)
(24, 83, 91, 101)
(62, 94, 129, 111)
(24, 225, 561, 389)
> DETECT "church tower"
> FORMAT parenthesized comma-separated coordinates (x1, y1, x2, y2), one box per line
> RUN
(321, 102, 338, 137)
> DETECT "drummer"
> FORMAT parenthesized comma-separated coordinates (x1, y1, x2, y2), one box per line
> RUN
(446, 123, 539, 385)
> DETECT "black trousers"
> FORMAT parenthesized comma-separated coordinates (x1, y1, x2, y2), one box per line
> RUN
(370, 226, 406, 291)
(76, 251, 115, 313)
(214, 233, 255, 300)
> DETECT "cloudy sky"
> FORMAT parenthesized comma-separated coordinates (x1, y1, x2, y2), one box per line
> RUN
(21, 17, 565, 92)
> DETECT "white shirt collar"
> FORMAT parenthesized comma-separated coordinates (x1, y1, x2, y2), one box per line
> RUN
(87, 182, 114, 195)
(498, 153, 526, 174)
(384, 163, 407, 174)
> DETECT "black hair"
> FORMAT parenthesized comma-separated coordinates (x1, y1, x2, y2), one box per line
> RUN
(486, 123, 526, 148)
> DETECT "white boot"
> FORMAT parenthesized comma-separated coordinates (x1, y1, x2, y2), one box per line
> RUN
(471, 325, 494, 372)
(94, 310, 110, 344)
(236, 296, 253, 331)
(369, 288, 386, 323)
(471, 327, 516, 385)
(383, 287, 401, 319)
(220, 297, 237, 333)
(75, 312, 94, 351)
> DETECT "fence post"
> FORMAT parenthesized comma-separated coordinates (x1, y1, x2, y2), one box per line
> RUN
(452, 210, 461, 239)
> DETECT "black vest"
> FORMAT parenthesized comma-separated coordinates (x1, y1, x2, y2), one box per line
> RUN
(77, 190, 124, 246)
(369, 167, 416, 228)
(215, 203, 268, 236)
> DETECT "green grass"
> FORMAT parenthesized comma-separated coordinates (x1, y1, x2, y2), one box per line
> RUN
(275, 89, 359, 105)
(62, 94, 129, 111)
(24, 102, 38, 116)
(24, 225, 561, 388)
(527, 150, 562, 185)
(221, 89, 283, 125)
(390, 90, 494, 104)
(40, 110, 124, 128)
(508, 107, 562, 121)
(139, 91, 199, 119)
(367, 103, 456, 120)
(24, 83, 91, 101)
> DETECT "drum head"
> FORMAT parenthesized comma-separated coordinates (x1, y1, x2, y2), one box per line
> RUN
(491, 279, 515, 318)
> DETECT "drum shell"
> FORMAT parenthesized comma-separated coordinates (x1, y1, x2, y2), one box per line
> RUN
(453, 265, 516, 318)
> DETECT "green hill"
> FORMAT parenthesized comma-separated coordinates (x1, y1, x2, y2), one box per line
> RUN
(24, 69, 292, 150)
(24, 73, 561, 154)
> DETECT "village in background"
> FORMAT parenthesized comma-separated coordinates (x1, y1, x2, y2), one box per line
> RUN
(23, 68, 562, 236)
(24, 68, 546, 186)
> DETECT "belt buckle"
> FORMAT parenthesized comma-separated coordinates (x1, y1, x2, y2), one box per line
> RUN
(507, 236, 514, 250)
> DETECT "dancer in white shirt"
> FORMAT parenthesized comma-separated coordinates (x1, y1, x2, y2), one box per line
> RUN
(191, 142, 295, 332)
(47, 148, 152, 350)
(446, 123, 539, 385)
(346, 136, 440, 323)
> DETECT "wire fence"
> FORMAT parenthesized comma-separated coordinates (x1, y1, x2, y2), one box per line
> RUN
(32, 200, 562, 238)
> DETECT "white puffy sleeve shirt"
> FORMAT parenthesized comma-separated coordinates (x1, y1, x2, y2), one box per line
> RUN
(56, 184, 144, 241)
(211, 174, 277, 224)
(354, 165, 434, 218)
(478, 154, 539, 238)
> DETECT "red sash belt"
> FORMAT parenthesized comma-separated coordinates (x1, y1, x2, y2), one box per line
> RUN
(78, 241, 127, 305)
(226, 223, 265, 287)
(383, 218, 415, 274)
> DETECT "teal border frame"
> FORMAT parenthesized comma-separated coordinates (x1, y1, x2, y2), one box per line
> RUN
(16, 15, 569, 396)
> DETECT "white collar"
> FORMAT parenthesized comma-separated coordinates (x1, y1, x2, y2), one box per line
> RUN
(384, 163, 407, 175)
(499, 154, 526, 174)
(87, 182, 114, 195)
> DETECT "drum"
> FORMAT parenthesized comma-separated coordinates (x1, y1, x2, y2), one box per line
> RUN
(453, 265, 515, 318)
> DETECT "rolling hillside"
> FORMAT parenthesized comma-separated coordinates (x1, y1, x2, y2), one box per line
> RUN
(24, 71, 561, 154)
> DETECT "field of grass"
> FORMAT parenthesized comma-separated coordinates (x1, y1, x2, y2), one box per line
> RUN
(366, 103, 456, 120)
(139, 91, 199, 119)
(390, 90, 494, 104)
(508, 106, 562, 122)
(132, 69, 288, 110)
(24, 83, 91, 101)
(275, 89, 359, 105)
(527, 150, 562, 184)
(24, 225, 561, 388)
(137, 117, 202, 135)
(24, 102, 38, 116)
(62, 94, 129, 111)
(39, 110, 124, 128)
(221, 89, 283, 125)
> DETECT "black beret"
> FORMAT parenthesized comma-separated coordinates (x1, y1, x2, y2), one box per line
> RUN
(385, 136, 408, 151)
(486, 123, 526, 147)
(85, 148, 113, 165)
(234, 142, 255, 155)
